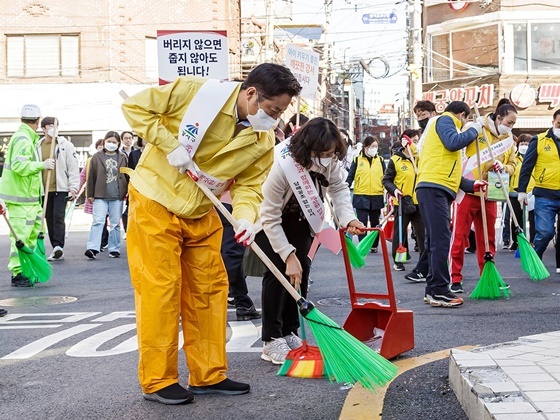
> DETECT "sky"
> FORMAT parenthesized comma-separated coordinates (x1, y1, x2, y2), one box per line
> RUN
(288, 0, 409, 113)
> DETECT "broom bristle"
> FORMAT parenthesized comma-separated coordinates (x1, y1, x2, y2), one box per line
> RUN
(395, 245, 407, 263)
(517, 233, 549, 281)
(277, 342, 331, 378)
(304, 307, 398, 390)
(18, 242, 52, 283)
(345, 236, 365, 269)
(470, 261, 509, 299)
(356, 231, 378, 258)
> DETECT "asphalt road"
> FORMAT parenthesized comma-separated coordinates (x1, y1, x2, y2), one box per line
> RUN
(0, 224, 558, 420)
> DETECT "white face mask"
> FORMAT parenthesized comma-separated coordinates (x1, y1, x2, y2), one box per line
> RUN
(367, 147, 378, 157)
(246, 95, 278, 133)
(518, 145, 528, 155)
(104, 143, 118, 152)
(47, 128, 56, 138)
(498, 124, 512, 135)
(311, 156, 332, 168)
(553, 128, 560, 138)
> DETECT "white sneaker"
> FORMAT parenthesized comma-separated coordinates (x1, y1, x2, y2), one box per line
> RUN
(261, 337, 291, 365)
(556, 267, 560, 274)
(283, 333, 302, 350)
(47, 246, 64, 261)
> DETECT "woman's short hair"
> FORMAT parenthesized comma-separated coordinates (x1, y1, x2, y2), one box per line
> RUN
(288, 117, 347, 169)
(103, 131, 121, 147)
(362, 136, 378, 149)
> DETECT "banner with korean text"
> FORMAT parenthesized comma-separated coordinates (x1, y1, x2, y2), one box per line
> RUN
(157, 30, 229, 85)
(285, 44, 320, 99)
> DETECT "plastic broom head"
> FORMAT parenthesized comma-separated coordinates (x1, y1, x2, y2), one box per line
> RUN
(345, 235, 365, 269)
(277, 342, 332, 378)
(34, 232, 47, 261)
(395, 245, 407, 263)
(356, 230, 378, 258)
(301, 303, 397, 391)
(470, 260, 509, 299)
(17, 240, 52, 283)
(514, 248, 520, 259)
(517, 232, 549, 281)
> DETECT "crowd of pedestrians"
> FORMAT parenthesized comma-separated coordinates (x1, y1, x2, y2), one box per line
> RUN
(0, 64, 559, 404)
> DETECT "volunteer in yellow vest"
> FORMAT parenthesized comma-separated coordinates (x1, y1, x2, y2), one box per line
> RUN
(416, 101, 485, 308)
(121, 63, 301, 405)
(508, 134, 536, 251)
(345, 136, 385, 252)
(0, 104, 55, 288)
(383, 135, 425, 271)
(518, 108, 560, 260)
(449, 99, 517, 293)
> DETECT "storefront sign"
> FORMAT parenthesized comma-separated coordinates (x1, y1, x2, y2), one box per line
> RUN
(539, 83, 560, 108)
(510, 83, 536, 109)
(422, 84, 494, 112)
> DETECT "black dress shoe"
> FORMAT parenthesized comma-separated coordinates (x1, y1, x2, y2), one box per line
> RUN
(142, 383, 194, 405)
(236, 305, 261, 321)
(0, 308, 7, 317)
(189, 378, 250, 395)
(11, 273, 32, 287)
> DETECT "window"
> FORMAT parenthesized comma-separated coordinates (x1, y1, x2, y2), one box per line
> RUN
(145, 37, 158, 80)
(507, 22, 560, 73)
(7, 34, 79, 78)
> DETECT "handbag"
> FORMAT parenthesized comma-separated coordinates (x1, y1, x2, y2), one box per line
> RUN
(401, 195, 417, 214)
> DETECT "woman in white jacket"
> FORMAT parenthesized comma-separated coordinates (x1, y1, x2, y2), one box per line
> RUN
(255, 117, 364, 365)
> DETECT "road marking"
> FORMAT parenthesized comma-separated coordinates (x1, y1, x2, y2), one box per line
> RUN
(339, 346, 477, 420)
(66, 324, 137, 357)
(226, 321, 262, 353)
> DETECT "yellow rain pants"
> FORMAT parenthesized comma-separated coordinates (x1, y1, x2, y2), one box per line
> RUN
(127, 186, 228, 393)
(6, 203, 42, 275)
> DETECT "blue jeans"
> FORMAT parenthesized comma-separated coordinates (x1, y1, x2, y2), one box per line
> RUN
(533, 196, 560, 259)
(87, 199, 123, 253)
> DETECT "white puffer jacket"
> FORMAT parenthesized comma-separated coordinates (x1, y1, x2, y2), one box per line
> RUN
(36, 136, 80, 193)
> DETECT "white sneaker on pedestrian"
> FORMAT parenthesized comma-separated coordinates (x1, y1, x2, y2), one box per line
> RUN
(47, 246, 64, 261)
(261, 337, 291, 365)
(283, 333, 302, 350)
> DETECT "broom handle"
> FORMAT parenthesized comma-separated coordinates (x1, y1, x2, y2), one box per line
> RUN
(473, 126, 491, 253)
(473, 103, 521, 229)
(192, 176, 303, 303)
(406, 145, 418, 173)
(40, 119, 59, 229)
(398, 195, 403, 245)
(325, 195, 341, 229)
(2, 212, 21, 240)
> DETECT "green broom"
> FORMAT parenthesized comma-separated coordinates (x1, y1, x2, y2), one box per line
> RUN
(36, 118, 59, 260)
(469, 125, 508, 299)
(1, 210, 53, 284)
(191, 175, 397, 390)
(356, 209, 394, 258)
(474, 103, 549, 281)
(325, 197, 365, 268)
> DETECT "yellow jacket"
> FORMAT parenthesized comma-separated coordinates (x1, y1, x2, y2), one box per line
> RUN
(384, 152, 418, 205)
(533, 132, 560, 191)
(121, 76, 275, 222)
(510, 153, 534, 192)
(349, 154, 385, 196)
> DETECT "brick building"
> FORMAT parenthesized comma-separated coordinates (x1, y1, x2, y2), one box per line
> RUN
(0, 0, 241, 166)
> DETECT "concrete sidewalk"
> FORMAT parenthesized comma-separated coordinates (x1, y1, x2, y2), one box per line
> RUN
(450, 332, 560, 419)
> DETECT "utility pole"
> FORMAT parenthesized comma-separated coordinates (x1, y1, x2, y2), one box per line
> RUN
(320, 0, 333, 118)
(408, 0, 423, 128)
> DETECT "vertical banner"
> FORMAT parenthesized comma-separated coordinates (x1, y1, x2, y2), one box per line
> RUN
(157, 30, 229, 85)
(285, 44, 320, 99)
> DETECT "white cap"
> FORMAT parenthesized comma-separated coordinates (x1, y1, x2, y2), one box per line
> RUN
(20, 104, 41, 119)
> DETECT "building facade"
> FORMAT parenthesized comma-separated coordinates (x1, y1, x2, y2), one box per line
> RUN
(423, 0, 560, 135)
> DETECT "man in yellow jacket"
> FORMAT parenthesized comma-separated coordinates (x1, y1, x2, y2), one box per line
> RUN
(121, 63, 301, 405)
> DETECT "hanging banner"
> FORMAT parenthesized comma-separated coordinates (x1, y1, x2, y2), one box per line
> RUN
(157, 30, 229, 85)
(285, 44, 320, 99)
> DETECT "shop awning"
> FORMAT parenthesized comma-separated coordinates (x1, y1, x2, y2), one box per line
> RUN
(515, 116, 552, 129)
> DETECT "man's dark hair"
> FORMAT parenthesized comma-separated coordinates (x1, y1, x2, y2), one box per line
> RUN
(413, 100, 436, 113)
(288, 117, 347, 169)
(445, 101, 471, 117)
(136, 136, 144, 148)
(242, 63, 302, 100)
(40, 116, 58, 128)
(401, 129, 420, 140)
(121, 131, 134, 140)
(553, 109, 560, 120)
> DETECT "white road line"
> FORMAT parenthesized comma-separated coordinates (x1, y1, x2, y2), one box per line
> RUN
(66, 324, 137, 357)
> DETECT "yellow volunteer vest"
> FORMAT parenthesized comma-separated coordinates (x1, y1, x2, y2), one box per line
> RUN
(510, 154, 535, 192)
(389, 155, 417, 205)
(417, 112, 463, 193)
(533, 132, 560, 190)
(353, 154, 384, 196)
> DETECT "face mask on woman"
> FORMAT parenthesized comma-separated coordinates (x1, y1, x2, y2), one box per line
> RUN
(498, 124, 512, 135)
(518, 144, 528, 155)
(104, 142, 118, 152)
(367, 147, 378, 157)
(311, 156, 332, 168)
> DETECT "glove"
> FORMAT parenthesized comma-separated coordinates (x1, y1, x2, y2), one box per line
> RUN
(476, 116, 486, 127)
(473, 180, 488, 193)
(401, 135, 412, 148)
(166, 145, 198, 177)
(0, 198, 5, 215)
(43, 158, 55, 170)
(68, 190, 78, 200)
(518, 192, 527, 206)
(470, 122, 483, 135)
(492, 161, 504, 172)
(234, 219, 255, 246)
(394, 188, 403, 198)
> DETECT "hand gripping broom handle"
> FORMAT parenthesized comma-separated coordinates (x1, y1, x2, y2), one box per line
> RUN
(473, 127, 491, 254)
(40, 119, 59, 229)
(190, 174, 303, 304)
(473, 103, 521, 230)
